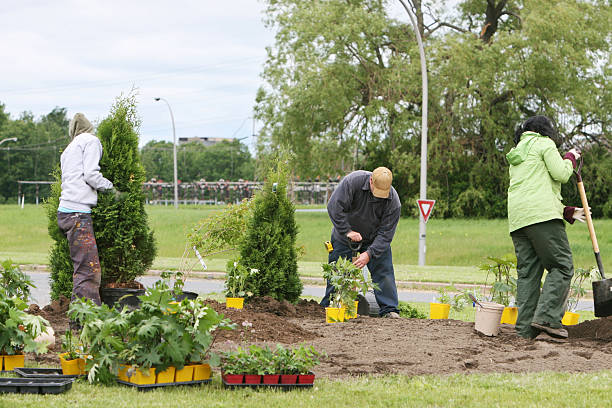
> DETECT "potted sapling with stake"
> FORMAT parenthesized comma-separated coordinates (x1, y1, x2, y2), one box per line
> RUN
(430, 286, 452, 319)
(480, 255, 518, 324)
(563, 267, 596, 326)
(224, 260, 255, 309)
(322, 257, 375, 322)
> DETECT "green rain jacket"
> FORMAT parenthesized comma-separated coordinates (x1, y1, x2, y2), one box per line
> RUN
(506, 131, 574, 233)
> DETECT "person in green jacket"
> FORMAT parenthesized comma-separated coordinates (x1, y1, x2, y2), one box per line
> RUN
(506, 115, 585, 339)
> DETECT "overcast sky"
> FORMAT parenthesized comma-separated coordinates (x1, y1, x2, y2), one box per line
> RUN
(0, 0, 274, 149)
(1, 1, 436, 150)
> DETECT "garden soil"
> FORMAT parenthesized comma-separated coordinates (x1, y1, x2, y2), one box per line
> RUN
(29, 296, 612, 378)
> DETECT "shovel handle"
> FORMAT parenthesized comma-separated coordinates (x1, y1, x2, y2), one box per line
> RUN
(576, 179, 605, 279)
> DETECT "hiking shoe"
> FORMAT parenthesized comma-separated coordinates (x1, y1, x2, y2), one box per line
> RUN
(383, 312, 401, 319)
(531, 322, 568, 339)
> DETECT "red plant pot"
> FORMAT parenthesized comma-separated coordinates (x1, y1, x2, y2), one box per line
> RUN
(244, 374, 262, 384)
(263, 374, 280, 384)
(298, 373, 315, 384)
(223, 374, 244, 384)
(280, 374, 297, 384)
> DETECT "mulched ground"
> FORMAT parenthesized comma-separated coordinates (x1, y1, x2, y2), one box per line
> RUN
(27, 296, 612, 378)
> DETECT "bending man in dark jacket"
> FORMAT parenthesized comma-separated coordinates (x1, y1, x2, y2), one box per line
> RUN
(320, 167, 402, 318)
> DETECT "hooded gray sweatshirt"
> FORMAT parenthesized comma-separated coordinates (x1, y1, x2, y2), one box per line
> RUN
(59, 113, 113, 212)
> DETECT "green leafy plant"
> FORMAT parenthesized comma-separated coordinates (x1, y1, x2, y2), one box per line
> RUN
(60, 329, 82, 361)
(322, 257, 377, 317)
(398, 301, 427, 319)
(221, 344, 324, 375)
(0, 288, 50, 355)
(224, 260, 255, 298)
(480, 255, 517, 307)
(566, 267, 598, 312)
(434, 286, 452, 305)
(69, 278, 235, 384)
(0, 260, 35, 302)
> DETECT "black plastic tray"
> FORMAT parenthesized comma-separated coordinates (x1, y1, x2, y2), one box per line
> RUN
(222, 378, 314, 391)
(14, 367, 83, 379)
(0, 378, 74, 394)
(116, 378, 211, 391)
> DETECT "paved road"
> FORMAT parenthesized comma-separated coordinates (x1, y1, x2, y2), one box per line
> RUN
(25, 271, 594, 312)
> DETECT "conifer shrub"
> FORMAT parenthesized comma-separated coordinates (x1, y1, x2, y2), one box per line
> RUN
(45, 169, 74, 300)
(236, 154, 302, 302)
(93, 94, 156, 285)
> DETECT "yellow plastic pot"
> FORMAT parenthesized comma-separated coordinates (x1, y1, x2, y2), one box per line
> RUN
(130, 367, 156, 385)
(118, 364, 131, 382)
(175, 364, 195, 382)
(156, 366, 176, 384)
(3, 354, 25, 371)
(429, 303, 450, 319)
(343, 300, 359, 319)
(59, 353, 82, 375)
(226, 297, 244, 309)
(325, 307, 346, 323)
(500, 306, 518, 325)
(192, 363, 211, 381)
(562, 311, 580, 326)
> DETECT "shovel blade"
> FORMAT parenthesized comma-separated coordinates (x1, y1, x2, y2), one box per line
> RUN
(592, 278, 612, 317)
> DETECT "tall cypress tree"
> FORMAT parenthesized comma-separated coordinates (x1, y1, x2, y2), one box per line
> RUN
(93, 94, 156, 285)
(237, 155, 302, 302)
(47, 94, 156, 298)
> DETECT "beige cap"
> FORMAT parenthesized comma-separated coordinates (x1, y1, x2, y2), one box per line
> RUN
(371, 167, 392, 198)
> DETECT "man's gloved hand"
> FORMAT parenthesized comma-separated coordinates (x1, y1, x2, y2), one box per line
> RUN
(563, 148, 581, 168)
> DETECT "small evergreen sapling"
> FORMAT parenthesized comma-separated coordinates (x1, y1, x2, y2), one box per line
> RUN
(236, 155, 303, 302)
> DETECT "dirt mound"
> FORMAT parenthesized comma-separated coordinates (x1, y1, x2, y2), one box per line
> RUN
(567, 316, 612, 340)
(22, 294, 612, 379)
(204, 299, 321, 344)
(246, 296, 326, 319)
(27, 296, 71, 367)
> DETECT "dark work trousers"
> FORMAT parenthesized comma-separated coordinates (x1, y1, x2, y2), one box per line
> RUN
(57, 212, 102, 306)
(511, 219, 574, 339)
(319, 236, 399, 316)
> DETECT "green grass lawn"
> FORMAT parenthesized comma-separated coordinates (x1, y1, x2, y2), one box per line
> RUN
(1, 204, 610, 285)
(1, 371, 610, 408)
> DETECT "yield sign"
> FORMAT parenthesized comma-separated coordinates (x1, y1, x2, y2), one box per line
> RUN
(417, 199, 436, 223)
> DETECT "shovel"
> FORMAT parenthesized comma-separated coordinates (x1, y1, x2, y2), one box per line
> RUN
(575, 158, 611, 317)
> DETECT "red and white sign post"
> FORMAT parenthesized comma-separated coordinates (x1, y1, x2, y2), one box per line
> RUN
(417, 199, 436, 223)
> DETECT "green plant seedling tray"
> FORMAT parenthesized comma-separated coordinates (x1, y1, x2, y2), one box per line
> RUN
(116, 379, 211, 391)
(14, 367, 83, 379)
(222, 379, 314, 391)
(0, 377, 74, 394)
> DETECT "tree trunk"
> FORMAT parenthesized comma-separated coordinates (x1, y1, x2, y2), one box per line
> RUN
(480, 0, 508, 43)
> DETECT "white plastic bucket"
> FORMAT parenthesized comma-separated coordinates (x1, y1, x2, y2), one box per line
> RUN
(474, 301, 505, 336)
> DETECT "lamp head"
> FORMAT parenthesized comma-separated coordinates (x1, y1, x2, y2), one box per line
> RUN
(154, 97, 161, 101)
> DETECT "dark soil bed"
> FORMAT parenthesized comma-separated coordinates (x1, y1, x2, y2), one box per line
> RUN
(27, 296, 612, 378)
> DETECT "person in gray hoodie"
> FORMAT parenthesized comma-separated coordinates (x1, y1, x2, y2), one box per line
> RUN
(57, 113, 114, 306)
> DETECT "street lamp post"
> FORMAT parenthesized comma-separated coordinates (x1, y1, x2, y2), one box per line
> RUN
(398, 0, 429, 266)
(154, 97, 178, 209)
(0, 137, 18, 146)
(231, 136, 248, 180)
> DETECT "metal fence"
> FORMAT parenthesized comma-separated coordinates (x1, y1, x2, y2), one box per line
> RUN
(16, 181, 340, 206)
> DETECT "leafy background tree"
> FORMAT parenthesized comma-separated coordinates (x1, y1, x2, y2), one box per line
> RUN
(141, 139, 255, 182)
(0, 105, 69, 203)
(255, 0, 611, 217)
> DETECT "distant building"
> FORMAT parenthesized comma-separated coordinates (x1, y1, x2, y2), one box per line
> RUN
(178, 136, 233, 146)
